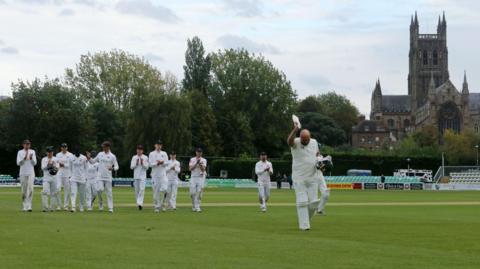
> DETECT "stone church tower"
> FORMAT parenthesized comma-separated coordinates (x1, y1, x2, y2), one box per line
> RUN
(352, 12, 480, 150)
(408, 12, 449, 111)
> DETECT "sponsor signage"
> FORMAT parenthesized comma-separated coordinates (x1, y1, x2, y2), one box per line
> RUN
(327, 183, 353, 190)
(410, 183, 424, 190)
(384, 183, 405, 190)
(364, 183, 378, 190)
(352, 183, 363, 189)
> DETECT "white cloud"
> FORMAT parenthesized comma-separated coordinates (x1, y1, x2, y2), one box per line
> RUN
(144, 52, 164, 63)
(222, 0, 263, 17)
(1, 46, 19, 54)
(217, 34, 280, 54)
(115, 0, 180, 23)
(58, 8, 74, 16)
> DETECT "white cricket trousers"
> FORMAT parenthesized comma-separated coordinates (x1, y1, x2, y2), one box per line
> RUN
(70, 181, 86, 211)
(294, 178, 319, 230)
(133, 178, 146, 206)
(19, 175, 34, 211)
(258, 182, 270, 207)
(166, 180, 178, 209)
(97, 180, 113, 211)
(152, 176, 167, 210)
(85, 180, 97, 210)
(42, 179, 57, 210)
(190, 177, 205, 210)
(57, 176, 71, 209)
(317, 172, 330, 213)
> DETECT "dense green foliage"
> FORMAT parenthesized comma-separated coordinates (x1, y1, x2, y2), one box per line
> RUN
(209, 49, 297, 156)
(0, 38, 301, 176)
(211, 153, 440, 178)
(1, 188, 479, 269)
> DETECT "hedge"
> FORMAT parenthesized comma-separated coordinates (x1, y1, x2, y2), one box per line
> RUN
(210, 154, 442, 179)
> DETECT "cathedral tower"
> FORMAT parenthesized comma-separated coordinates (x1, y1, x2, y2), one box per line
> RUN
(408, 12, 449, 111)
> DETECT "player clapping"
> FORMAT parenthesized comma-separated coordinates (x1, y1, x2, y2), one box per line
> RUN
(166, 152, 181, 210)
(255, 152, 273, 212)
(149, 140, 169, 213)
(189, 148, 207, 212)
(130, 145, 149, 210)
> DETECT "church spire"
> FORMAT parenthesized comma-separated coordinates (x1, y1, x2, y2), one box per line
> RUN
(463, 70, 469, 94)
(374, 78, 382, 95)
(414, 11, 418, 25)
(437, 15, 441, 32)
(442, 11, 446, 25)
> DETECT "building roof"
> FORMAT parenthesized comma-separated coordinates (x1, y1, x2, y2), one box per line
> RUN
(352, 120, 388, 133)
(381, 95, 411, 113)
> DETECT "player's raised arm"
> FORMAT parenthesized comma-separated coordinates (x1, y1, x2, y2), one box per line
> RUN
(287, 124, 299, 147)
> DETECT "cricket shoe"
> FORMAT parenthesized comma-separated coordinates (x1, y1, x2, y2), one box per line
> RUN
(70, 208, 76, 213)
(154, 209, 160, 213)
(316, 210, 326, 216)
(308, 199, 321, 219)
(108, 209, 114, 213)
(138, 205, 143, 211)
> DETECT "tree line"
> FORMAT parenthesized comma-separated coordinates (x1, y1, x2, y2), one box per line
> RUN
(0, 37, 359, 177)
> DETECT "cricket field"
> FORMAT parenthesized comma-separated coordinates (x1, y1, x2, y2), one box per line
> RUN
(1, 188, 479, 269)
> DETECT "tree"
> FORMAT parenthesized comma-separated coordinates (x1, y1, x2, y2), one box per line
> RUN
(442, 129, 477, 164)
(181, 37, 221, 155)
(296, 93, 359, 144)
(7, 78, 94, 152)
(209, 49, 297, 156)
(412, 125, 439, 148)
(125, 84, 192, 156)
(65, 49, 166, 111)
(308, 92, 360, 141)
(297, 96, 322, 113)
(188, 90, 221, 155)
(300, 112, 347, 146)
(182, 36, 211, 95)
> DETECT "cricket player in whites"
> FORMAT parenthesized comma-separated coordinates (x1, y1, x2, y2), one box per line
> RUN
(165, 152, 181, 210)
(130, 145, 149, 210)
(16, 139, 37, 212)
(56, 143, 74, 210)
(70, 149, 87, 212)
(255, 152, 273, 212)
(287, 126, 321, 231)
(316, 153, 331, 215)
(41, 147, 59, 212)
(149, 140, 169, 213)
(189, 148, 207, 212)
(91, 141, 119, 213)
(85, 151, 98, 211)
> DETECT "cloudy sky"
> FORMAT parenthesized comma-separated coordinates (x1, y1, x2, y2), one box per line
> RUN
(0, 0, 479, 115)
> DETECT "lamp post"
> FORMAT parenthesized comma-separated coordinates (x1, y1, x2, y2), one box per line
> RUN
(407, 158, 411, 170)
(475, 145, 479, 166)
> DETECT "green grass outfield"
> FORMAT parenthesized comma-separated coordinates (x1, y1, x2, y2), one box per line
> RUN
(1, 188, 480, 269)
